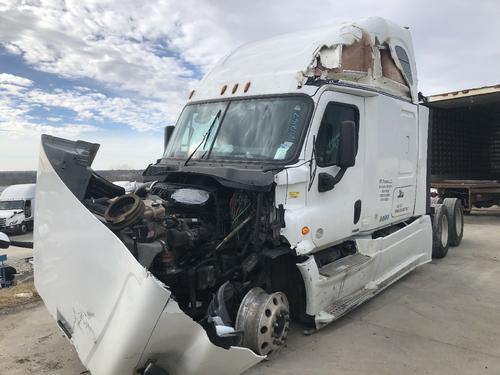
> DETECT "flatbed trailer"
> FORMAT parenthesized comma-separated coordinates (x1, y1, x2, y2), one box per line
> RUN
(431, 179, 500, 212)
(426, 85, 500, 212)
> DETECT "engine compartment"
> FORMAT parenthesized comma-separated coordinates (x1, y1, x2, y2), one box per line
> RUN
(83, 174, 297, 354)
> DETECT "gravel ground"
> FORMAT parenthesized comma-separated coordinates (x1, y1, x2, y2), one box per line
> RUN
(0, 301, 86, 374)
(1, 213, 500, 374)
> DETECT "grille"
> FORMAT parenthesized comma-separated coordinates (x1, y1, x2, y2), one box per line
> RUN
(0, 218, 6, 228)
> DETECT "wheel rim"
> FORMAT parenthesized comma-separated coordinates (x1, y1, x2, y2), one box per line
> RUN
(455, 207, 463, 236)
(236, 288, 290, 356)
(441, 214, 448, 247)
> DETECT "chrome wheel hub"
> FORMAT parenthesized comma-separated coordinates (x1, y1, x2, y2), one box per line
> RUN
(236, 287, 290, 356)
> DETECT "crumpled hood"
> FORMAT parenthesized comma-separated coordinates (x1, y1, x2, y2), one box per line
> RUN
(34, 134, 264, 375)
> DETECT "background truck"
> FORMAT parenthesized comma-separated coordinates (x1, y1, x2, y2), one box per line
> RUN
(0, 184, 35, 234)
(426, 85, 500, 212)
(28, 17, 464, 375)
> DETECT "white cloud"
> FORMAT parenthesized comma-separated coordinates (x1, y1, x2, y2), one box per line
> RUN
(2, 1, 500, 99)
(0, 72, 171, 170)
(0, 1, 201, 102)
(0, 73, 33, 86)
(0, 73, 177, 133)
(0, 121, 98, 137)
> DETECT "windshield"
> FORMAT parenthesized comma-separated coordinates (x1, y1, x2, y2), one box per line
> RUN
(164, 96, 311, 162)
(0, 200, 24, 210)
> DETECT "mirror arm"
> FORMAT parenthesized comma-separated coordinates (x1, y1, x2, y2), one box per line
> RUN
(332, 167, 347, 186)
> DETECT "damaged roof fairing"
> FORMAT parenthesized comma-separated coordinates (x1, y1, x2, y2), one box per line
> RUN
(298, 18, 417, 102)
(190, 17, 418, 103)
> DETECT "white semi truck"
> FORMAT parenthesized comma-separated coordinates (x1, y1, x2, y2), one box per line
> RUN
(26, 17, 464, 375)
(0, 184, 35, 234)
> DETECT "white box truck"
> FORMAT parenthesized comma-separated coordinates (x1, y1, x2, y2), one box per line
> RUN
(0, 183, 35, 234)
(23, 17, 464, 375)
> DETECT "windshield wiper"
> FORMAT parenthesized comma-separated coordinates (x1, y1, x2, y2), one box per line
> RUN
(184, 109, 222, 167)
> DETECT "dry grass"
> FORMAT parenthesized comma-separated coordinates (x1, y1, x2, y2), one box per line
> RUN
(0, 280, 40, 309)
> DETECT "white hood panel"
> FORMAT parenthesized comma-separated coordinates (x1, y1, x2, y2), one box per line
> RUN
(0, 210, 20, 219)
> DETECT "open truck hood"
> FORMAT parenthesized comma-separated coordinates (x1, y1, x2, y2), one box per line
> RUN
(34, 135, 263, 375)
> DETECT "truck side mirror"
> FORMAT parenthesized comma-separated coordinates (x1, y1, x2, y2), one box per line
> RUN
(318, 172, 336, 192)
(0, 232, 10, 249)
(338, 120, 357, 168)
(164, 125, 175, 151)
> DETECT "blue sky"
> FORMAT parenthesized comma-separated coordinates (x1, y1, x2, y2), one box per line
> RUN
(1, 0, 499, 170)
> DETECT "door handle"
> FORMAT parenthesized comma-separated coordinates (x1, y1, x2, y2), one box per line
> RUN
(354, 200, 362, 224)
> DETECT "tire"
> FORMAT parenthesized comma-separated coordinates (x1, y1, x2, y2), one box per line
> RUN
(432, 204, 449, 258)
(443, 198, 464, 247)
(20, 223, 28, 234)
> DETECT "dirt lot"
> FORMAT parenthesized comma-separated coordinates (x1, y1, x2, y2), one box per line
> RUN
(1, 213, 500, 374)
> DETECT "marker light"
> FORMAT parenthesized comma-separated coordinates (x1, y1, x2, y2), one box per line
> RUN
(232, 83, 239, 94)
(244, 81, 251, 93)
(220, 85, 227, 95)
(301, 226, 310, 235)
(188, 90, 195, 99)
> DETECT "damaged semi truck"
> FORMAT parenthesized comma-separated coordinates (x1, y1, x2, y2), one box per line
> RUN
(32, 17, 463, 375)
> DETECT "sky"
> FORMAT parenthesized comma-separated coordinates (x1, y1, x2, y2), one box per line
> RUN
(0, 0, 499, 171)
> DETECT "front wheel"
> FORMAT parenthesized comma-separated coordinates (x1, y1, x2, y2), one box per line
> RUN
(432, 204, 449, 258)
(19, 223, 28, 234)
(236, 288, 290, 357)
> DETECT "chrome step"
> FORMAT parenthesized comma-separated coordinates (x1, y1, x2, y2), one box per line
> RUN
(319, 257, 422, 326)
(324, 287, 375, 319)
(319, 253, 372, 278)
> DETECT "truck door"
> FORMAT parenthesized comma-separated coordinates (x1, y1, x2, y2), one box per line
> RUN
(306, 91, 365, 248)
(393, 105, 418, 218)
(366, 97, 419, 227)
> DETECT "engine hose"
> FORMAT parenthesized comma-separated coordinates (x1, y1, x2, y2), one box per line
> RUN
(253, 193, 263, 244)
(215, 216, 253, 251)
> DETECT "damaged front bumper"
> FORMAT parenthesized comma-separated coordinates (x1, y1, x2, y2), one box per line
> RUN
(34, 135, 263, 375)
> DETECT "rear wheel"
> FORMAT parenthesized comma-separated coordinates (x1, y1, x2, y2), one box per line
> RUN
(432, 204, 449, 258)
(443, 198, 464, 246)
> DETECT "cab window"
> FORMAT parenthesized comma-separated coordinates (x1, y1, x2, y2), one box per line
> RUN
(316, 103, 358, 167)
(395, 46, 413, 84)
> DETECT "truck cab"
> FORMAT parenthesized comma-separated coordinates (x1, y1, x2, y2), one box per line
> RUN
(0, 184, 35, 234)
(33, 17, 457, 375)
